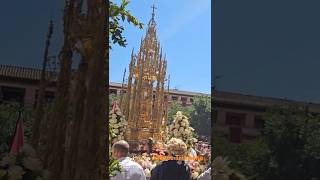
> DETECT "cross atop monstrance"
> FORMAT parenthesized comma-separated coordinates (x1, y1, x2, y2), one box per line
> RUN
(151, 4, 157, 20)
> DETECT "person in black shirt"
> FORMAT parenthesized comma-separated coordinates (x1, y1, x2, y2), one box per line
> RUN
(151, 138, 191, 180)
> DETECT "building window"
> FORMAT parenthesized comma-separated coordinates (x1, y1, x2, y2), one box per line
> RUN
(181, 97, 187, 106)
(226, 112, 246, 127)
(190, 98, 194, 103)
(0, 86, 25, 105)
(225, 112, 246, 143)
(172, 96, 178, 101)
(109, 89, 117, 95)
(254, 115, 265, 129)
(229, 126, 242, 143)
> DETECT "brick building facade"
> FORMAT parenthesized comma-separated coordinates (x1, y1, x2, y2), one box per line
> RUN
(2, 64, 319, 143)
(0, 64, 209, 108)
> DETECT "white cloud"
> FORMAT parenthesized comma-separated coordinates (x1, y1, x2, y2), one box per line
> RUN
(159, 0, 211, 41)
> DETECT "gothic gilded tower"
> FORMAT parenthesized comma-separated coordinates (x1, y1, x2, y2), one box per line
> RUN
(122, 6, 168, 149)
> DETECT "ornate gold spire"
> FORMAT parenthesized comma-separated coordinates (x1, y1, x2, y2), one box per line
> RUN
(124, 5, 168, 149)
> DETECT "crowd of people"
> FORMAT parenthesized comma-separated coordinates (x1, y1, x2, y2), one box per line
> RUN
(110, 138, 211, 180)
(194, 140, 211, 159)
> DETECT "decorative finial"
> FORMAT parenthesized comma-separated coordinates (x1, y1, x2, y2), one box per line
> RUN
(151, 4, 157, 20)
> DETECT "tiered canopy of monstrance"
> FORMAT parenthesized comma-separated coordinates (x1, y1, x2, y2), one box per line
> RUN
(120, 6, 169, 149)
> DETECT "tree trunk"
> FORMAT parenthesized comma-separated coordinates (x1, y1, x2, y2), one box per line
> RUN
(62, 55, 88, 180)
(72, 0, 107, 179)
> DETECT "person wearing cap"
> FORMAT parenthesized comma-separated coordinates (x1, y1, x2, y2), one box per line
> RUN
(111, 140, 146, 180)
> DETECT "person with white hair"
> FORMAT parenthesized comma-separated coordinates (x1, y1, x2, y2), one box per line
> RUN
(111, 140, 146, 180)
(151, 138, 191, 180)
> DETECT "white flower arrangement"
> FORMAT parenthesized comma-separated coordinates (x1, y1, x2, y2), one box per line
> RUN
(167, 111, 198, 149)
(0, 144, 49, 180)
(0, 154, 16, 167)
(109, 103, 128, 143)
(7, 165, 24, 180)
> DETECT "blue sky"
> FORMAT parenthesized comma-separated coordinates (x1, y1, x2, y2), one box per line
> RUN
(109, 0, 211, 94)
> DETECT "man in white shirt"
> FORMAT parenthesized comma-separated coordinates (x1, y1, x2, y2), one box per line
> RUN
(111, 140, 146, 180)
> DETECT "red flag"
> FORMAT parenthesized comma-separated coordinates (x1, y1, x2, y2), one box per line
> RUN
(9, 118, 24, 154)
(112, 101, 118, 113)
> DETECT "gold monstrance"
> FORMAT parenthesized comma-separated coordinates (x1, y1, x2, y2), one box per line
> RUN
(121, 6, 168, 149)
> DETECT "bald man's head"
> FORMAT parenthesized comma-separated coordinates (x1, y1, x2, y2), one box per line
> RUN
(112, 140, 130, 159)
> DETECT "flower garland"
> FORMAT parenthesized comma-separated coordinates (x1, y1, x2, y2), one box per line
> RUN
(108, 101, 126, 177)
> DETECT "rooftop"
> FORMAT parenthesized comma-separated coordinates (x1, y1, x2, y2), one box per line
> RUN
(214, 90, 320, 112)
(109, 82, 210, 97)
(0, 64, 56, 81)
(0, 64, 210, 96)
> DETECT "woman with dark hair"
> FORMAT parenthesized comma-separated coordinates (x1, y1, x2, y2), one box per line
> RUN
(150, 138, 191, 180)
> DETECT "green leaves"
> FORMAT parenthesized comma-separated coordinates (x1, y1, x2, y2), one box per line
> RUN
(212, 156, 247, 180)
(168, 101, 192, 123)
(109, 0, 143, 48)
(108, 120, 121, 177)
(108, 153, 121, 177)
(190, 96, 211, 137)
(213, 105, 320, 179)
(261, 105, 320, 179)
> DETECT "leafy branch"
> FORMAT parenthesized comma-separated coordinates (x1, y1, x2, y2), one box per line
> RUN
(109, 0, 143, 48)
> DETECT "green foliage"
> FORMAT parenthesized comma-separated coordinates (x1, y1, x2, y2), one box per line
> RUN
(213, 105, 320, 179)
(108, 155, 121, 177)
(109, 0, 143, 48)
(167, 96, 211, 137)
(0, 104, 19, 153)
(212, 156, 247, 180)
(189, 96, 211, 137)
(260, 105, 320, 180)
(167, 101, 194, 124)
(212, 133, 269, 179)
(108, 121, 121, 177)
(212, 156, 232, 180)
